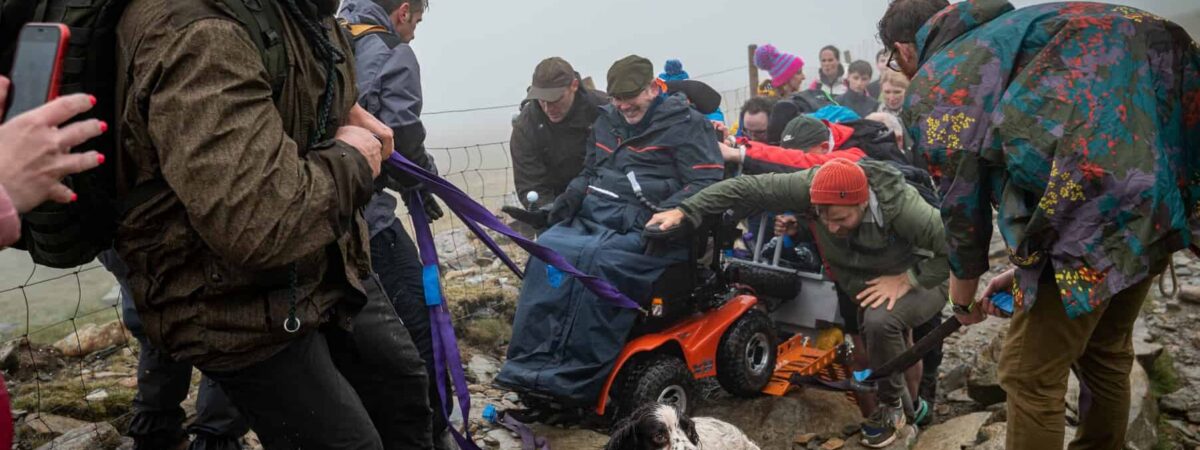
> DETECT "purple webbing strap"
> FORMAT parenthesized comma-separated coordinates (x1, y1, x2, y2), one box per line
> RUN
(387, 153, 641, 310)
(408, 192, 479, 450)
(389, 153, 641, 450)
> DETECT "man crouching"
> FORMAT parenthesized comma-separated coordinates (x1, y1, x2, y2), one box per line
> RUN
(648, 159, 946, 448)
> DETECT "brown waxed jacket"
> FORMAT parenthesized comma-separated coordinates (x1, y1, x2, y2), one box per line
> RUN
(113, 0, 375, 371)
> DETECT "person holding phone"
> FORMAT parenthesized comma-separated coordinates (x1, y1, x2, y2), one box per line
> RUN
(0, 76, 105, 248)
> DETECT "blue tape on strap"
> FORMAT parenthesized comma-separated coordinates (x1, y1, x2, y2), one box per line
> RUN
(423, 265, 444, 306)
(853, 369, 872, 383)
(546, 265, 565, 289)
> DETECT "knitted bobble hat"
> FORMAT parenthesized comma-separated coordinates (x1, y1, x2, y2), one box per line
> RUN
(754, 44, 805, 89)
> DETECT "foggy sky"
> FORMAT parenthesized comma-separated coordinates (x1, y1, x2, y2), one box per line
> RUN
(411, 0, 1200, 147)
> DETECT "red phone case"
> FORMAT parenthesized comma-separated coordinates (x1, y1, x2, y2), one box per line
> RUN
(40, 23, 70, 101)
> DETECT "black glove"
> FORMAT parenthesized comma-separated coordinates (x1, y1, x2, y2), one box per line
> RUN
(547, 194, 582, 225)
(502, 205, 550, 229)
(418, 190, 443, 223)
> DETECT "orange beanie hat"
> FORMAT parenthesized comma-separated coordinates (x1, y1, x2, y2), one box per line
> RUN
(810, 159, 869, 205)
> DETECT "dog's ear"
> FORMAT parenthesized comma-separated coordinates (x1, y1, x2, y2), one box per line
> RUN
(606, 417, 641, 450)
(679, 413, 700, 445)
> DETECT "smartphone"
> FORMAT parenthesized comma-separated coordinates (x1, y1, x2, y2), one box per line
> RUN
(3, 23, 70, 122)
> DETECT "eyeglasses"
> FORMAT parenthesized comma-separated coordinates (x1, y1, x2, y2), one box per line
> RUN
(886, 51, 902, 72)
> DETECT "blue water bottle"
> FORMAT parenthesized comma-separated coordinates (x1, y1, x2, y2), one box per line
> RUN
(991, 292, 1015, 317)
(482, 404, 498, 424)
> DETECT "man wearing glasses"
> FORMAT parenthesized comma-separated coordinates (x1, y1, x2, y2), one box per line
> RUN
(647, 158, 949, 448)
(879, 0, 1200, 447)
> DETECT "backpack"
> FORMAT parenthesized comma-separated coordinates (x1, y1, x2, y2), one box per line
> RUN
(839, 120, 941, 207)
(766, 91, 835, 144)
(0, 0, 287, 268)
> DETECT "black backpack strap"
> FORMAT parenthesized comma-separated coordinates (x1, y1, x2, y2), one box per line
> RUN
(220, 0, 288, 100)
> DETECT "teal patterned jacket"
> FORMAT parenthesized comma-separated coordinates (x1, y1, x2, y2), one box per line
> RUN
(903, 0, 1200, 318)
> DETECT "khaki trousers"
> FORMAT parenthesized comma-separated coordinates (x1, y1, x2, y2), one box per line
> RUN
(999, 268, 1159, 450)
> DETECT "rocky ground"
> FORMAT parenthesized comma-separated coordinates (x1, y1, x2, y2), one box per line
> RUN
(4, 227, 1200, 450)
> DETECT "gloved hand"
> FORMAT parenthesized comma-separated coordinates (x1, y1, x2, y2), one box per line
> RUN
(402, 187, 442, 223)
(418, 190, 443, 222)
(547, 194, 582, 225)
(502, 205, 550, 229)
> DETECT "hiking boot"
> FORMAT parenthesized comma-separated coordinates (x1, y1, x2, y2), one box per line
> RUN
(912, 397, 934, 427)
(861, 402, 906, 448)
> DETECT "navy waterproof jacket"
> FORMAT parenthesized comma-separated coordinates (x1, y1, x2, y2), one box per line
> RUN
(338, 0, 436, 236)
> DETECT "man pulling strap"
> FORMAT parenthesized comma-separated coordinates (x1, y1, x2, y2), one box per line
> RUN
(114, 0, 432, 447)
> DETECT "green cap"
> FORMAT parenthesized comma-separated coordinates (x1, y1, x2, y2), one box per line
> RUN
(780, 116, 830, 150)
(525, 57, 577, 102)
(606, 55, 654, 99)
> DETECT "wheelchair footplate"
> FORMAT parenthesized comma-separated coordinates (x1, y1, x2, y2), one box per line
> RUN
(762, 333, 839, 396)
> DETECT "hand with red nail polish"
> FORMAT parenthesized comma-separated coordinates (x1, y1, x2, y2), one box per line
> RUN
(0, 76, 106, 212)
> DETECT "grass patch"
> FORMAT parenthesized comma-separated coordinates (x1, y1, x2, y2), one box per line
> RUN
(1147, 349, 1183, 450)
(1148, 350, 1180, 398)
(11, 377, 136, 423)
(459, 317, 512, 350)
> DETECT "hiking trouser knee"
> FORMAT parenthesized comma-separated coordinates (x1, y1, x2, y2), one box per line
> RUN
(1000, 266, 1158, 450)
(859, 283, 945, 412)
(329, 275, 434, 449)
(370, 220, 450, 435)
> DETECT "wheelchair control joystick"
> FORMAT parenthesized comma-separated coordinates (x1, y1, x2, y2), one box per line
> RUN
(525, 191, 539, 210)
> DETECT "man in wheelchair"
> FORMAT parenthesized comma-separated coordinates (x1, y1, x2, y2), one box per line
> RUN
(648, 159, 947, 448)
(494, 55, 724, 406)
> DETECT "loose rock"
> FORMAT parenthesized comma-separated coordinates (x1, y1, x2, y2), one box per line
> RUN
(967, 329, 1008, 407)
(1179, 285, 1200, 305)
(821, 437, 845, 450)
(52, 320, 128, 358)
(0, 339, 20, 371)
(33, 422, 120, 450)
(24, 413, 88, 435)
(467, 354, 501, 384)
(795, 433, 818, 445)
(84, 389, 109, 402)
(915, 412, 989, 450)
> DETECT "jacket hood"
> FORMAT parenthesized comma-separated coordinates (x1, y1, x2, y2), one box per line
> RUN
(916, 0, 1015, 65)
(859, 160, 914, 214)
(828, 121, 853, 149)
(338, 0, 397, 34)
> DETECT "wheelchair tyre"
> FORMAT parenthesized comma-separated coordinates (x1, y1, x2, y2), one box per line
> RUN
(716, 308, 777, 397)
(733, 263, 799, 300)
(614, 354, 694, 422)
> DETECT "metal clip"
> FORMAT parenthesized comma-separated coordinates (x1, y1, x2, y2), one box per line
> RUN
(284, 316, 301, 333)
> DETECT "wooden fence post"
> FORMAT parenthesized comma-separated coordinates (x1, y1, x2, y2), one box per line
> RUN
(748, 44, 759, 97)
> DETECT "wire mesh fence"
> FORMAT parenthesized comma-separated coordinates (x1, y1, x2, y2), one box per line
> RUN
(0, 85, 753, 449)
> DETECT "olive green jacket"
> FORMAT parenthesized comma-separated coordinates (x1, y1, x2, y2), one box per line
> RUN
(114, 0, 372, 371)
(679, 160, 950, 298)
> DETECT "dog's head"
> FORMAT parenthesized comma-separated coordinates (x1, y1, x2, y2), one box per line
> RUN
(605, 403, 700, 450)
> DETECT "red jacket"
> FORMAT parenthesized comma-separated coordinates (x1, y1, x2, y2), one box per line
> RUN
(740, 122, 865, 173)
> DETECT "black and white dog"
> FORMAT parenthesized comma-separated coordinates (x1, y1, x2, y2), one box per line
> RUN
(605, 403, 760, 450)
